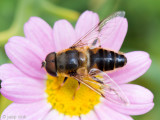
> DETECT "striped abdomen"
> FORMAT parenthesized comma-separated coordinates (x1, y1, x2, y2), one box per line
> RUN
(88, 48, 127, 71)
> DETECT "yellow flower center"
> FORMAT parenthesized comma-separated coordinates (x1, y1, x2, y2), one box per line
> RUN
(46, 74, 101, 116)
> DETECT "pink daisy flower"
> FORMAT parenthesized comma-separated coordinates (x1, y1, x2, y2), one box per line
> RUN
(0, 11, 154, 120)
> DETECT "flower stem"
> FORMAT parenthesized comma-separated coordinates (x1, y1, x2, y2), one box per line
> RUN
(0, 0, 80, 45)
(40, 0, 80, 21)
(0, 0, 28, 45)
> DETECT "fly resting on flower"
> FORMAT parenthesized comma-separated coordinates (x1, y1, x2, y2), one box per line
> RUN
(42, 11, 130, 106)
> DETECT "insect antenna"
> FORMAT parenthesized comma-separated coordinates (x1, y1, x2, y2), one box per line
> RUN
(41, 61, 46, 68)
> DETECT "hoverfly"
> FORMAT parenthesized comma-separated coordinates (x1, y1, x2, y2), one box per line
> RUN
(42, 11, 130, 105)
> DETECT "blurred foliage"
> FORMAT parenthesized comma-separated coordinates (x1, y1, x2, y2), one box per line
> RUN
(0, 0, 160, 119)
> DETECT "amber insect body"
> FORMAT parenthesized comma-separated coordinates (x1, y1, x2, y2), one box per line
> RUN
(42, 11, 130, 105)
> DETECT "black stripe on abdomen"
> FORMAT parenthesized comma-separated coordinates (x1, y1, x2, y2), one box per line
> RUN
(104, 50, 115, 71)
(89, 48, 127, 71)
(89, 48, 111, 71)
(97, 49, 104, 70)
(89, 49, 104, 71)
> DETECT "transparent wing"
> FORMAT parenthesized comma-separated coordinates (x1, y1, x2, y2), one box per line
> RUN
(71, 11, 125, 48)
(74, 68, 130, 106)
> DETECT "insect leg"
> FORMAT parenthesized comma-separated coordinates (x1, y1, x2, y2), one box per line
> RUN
(73, 75, 105, 98)
(60, 77, 68, 86)
(72, 81, 81, 100)
(57, 77, 68, 90)
(91, 38, 101, 48)
(95, 38, 101, 47)
(92, 76, 104, 84)
(63, 77, 68, 83)
(91, 39, 98, 46)
(98, 39, 101, 47)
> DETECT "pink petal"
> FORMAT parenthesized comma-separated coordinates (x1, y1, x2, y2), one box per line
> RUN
(64, 115, 80, 120)
(1, 77, 45, 103)
(103, 84, 154, 115)
(106, 102, 154, 116)
(75, 10, 99, 40)
(81, 111, 99, 120)
(24, 17, 55, 55)
(94, 105, 112, 120)
(0, 64, 27, 81)
(108, 51, 151, 84)
(95, 103, 133, 120)
(53, 20, 76, 52)
(5, 36, 46, 79)
(101, 17, 128, 52)
(121, 84, 154, 104)
(44, 110, 64, 120)
(1, 100, 51, 120)
(0, 64, 44, 101)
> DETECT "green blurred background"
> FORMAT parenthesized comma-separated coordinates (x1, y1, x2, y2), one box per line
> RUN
(0, 0, 159, 119)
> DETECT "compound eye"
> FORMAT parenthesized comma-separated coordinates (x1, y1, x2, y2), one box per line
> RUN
(45, 52, 57, 77)
(46, 61, 57, 76)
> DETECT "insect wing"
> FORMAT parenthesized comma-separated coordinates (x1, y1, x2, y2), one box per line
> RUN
(73, 75, 105, 97)
(71, 11, 125, 48)
(88, 68, 130, 105)
(97, 71, 130, 105)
